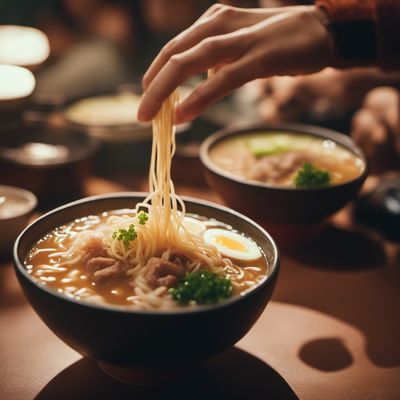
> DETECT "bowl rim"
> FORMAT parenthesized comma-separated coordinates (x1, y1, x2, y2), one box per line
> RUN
(13, 192, 279, 316)
(0, 121, 100, 167)
(0, 185, 37, 220)
(199, 122, 369, 192)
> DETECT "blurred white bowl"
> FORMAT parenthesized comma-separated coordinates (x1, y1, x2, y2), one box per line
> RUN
(0, 25, 50, 67)
(0, 185, 37, 256)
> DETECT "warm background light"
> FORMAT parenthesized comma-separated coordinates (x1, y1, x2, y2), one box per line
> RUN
(0, 25, 50, 67)
(0, 64, 36, 100)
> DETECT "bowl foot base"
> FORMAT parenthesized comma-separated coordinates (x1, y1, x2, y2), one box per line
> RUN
(98, 362, 195, 386)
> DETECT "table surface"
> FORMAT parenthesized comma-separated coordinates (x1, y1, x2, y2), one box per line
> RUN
(1, 175, 399, 400)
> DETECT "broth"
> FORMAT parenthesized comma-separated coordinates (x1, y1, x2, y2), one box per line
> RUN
(25, 210, 268, 309)
(209, 132, 365, 187)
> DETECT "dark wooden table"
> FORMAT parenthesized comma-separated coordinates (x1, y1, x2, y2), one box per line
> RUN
(1, 175, 399, 400)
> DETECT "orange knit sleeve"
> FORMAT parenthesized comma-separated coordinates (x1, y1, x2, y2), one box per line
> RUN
(316, 0, 377, 63)
(316, 0, 375, 22)
(316, 0, 400, 70)
(376, 0, 400, 69)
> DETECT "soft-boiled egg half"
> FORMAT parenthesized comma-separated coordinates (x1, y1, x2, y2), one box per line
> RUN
(181, 217, 206, 237)
(203, 229, 262, 261)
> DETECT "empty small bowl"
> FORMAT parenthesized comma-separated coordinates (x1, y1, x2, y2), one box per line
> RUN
(200, 122, 368, 226)
(13, 193, 279, 385)
(0, 185, 37, 256)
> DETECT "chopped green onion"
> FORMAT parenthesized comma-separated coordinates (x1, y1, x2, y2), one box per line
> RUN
(112, 224, 137, 248)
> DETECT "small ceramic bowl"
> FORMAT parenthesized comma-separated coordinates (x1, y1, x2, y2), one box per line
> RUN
(13, 193, 279, 385)
(200, 122, 368, 226)
(0, 122, 99, 206)
(0, 185, 37, 256)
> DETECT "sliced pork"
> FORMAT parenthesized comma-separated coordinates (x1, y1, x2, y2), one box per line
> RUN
(144, 257, 185, 289)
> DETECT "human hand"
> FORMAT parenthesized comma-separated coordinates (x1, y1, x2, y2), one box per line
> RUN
(137, 4, 334, 123)
(258, 68, 395, 123)
(258, 69, 353, 123)
(352, 87, 400, 173)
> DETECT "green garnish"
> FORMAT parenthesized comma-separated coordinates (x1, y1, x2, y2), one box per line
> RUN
(112, 224, 137, 248)
(169, 270, 232, 305)
(245, 133, 293, 158)
(137, 211, 149, 225)
(294, 162, 331, 189)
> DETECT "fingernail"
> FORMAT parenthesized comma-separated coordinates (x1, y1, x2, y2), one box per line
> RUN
(174, 106, 192, 125)
(137, 107, 151, 122)
(174, 106, 185, 124)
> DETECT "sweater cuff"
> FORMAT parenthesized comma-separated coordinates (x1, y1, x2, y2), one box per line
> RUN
(376, 0, 400, 69)
(316, 0, 377, 63)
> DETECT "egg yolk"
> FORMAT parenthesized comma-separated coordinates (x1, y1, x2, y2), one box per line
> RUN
(213, 235, 247, 252)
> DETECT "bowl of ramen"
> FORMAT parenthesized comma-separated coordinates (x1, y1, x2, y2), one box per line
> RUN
(200, 123, 368, 225)
(13, 192, 279, 384)
(63, 85, 150, 142)
(62, 85, 155, 173)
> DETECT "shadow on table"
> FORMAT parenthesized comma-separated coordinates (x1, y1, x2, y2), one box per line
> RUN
(0, 261, 26, 310)
(275, 223, 400, 368)
(283, 225, 386, 271)
(35, 348, 298, 400)
(298, 337, 353, 372)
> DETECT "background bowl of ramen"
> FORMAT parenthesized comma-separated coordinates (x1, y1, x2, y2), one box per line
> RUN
(200, 123, 368, 228)
(0, 121, 99, 207)
(13, 192, 279, 383)
(62, 85, 150, 140)
(62, 85, 152, 174)
(62, 85, 194, 174)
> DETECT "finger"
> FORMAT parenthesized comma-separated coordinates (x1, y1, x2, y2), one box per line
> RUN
(138, 34, 249, 122)
(174, 57, 262, 124)
(143, 4, 235, 90)
(143, 6, 281, 89)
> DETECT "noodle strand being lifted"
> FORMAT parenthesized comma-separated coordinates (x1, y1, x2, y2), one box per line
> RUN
(105, 91, 224, 263)
(26, 90, 267, 310)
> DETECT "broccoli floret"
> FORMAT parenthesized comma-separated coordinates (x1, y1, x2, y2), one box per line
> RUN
(294, 162, 331, 189)
(169, 270, 232, 305)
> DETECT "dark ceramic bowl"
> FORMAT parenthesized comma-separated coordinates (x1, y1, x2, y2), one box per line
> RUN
(62, 84, 151, 142)
(13, 193, 279, 384)
(60, 85, 152, 174)
(200, 123, 368, 225)
(0, 122, 99, 206)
